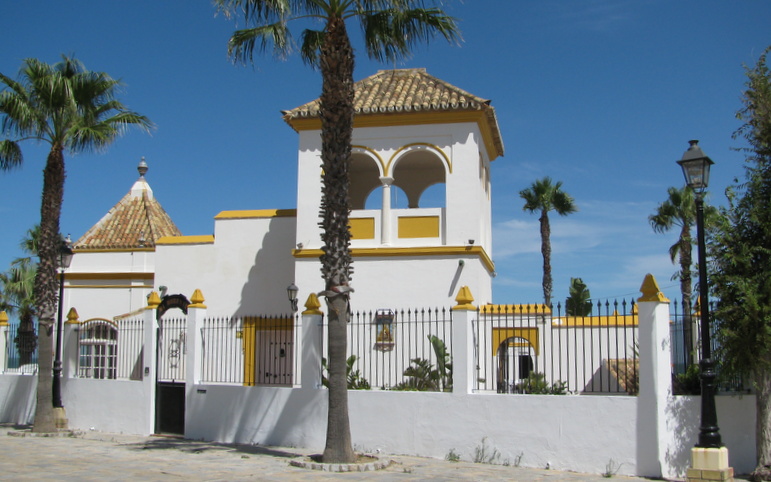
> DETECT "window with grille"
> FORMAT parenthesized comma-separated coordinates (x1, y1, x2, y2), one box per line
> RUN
(78, 320, 118, 379)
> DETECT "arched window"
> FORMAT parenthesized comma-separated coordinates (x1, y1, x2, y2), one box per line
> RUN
(78, 319, 118, 379)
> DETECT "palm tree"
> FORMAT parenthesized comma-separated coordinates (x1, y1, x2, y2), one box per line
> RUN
(649, 186, 718, 367)
(0, 56, 152, 432)
(0, 227, 41, 365)
(215, 0, 459, 463)
(520, 177, 577, 307)
(565, 277, 592, 316)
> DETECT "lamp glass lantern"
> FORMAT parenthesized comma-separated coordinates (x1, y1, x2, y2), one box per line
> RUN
(287, 283, 299, 311)
(677, 140, 713, 193)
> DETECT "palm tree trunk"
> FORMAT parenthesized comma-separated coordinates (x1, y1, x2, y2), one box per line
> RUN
(32, 146, 65, 433)
(679, 224, 695, 367)
(540, 211, 552, 307)
(318, 14, 356, 464)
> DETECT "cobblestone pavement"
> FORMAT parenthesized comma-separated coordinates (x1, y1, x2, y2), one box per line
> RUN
(0, 428, 661, 481)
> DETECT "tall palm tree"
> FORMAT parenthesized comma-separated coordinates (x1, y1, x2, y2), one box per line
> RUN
(520, 177, 577, 307)
(215, 0, 459, 463)
(0, 56, 152, 432)
(649, 186, 718, 367)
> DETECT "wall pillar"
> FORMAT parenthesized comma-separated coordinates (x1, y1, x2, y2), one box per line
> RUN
(380, 176, 394, 246)
(0, 311, 8, 372)
(62, 308, 80, 379)
(451, 286, 476, 394)
(301, 294, 324, 390)
(636, 274, 673, 478)
(186, 289, 207, 387)
(142, 291, 160, 434)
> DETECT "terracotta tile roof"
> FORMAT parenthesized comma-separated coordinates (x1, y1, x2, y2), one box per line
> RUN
(283, 68, 504, 158)
(74, 163, 182, 250)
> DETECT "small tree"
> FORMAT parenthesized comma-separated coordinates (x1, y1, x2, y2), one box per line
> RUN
(565, 277, 592, 316)
(710, 46, 771, 480)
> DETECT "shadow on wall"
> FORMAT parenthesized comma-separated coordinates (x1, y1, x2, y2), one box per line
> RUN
(233, 217, 296, 318)
(665, 396, 700, 478)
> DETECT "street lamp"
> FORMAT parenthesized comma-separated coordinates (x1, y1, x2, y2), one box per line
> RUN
(677, 140, 721, 448)
(287, 283, 299, 312)
(52, 235, 73, 410)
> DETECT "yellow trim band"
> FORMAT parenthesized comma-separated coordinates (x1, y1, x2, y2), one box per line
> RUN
(73, 247, 155, 253)
(65, 272, 154, 281)
(214, 209, 297, 220)
(293, 246, 494, 273)
(156, 235, 215, 245)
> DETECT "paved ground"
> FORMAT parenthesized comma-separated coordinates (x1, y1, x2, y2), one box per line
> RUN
(0, 427, 661, 481)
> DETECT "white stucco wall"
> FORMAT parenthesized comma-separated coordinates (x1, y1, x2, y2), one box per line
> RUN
(155, 214, 297, 317)
(63, 378, 151, 434)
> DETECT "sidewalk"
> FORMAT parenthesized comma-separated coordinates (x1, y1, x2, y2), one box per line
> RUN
(0, 427, 658, 481)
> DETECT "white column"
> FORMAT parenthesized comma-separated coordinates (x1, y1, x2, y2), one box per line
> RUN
(186, 290, 207, 387)
(380, 176, 394, 246)
(0, 311, 8, 372)
(636, 274, 673, 478)
(301, 294, 324, 390)
(62, 308, 80, 379)
(451, 286, 476, 394)
(142, 292, 160, 435)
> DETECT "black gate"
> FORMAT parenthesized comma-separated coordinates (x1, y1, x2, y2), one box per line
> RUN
(155, 312, 187, 435)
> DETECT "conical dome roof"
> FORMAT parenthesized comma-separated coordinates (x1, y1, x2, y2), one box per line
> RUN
(74, 159, 182, 250)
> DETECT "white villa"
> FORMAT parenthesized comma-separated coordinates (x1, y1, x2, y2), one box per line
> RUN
(0, 69, 755, 479)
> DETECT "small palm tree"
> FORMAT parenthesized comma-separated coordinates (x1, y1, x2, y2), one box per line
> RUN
(0, 56, 152, 432)
(565, 277, 592, 316)
(216, 0, 459, 463)
(0, 227, 42, 365)
(649, 186, 718, 366)
(520, 177, 577, 307)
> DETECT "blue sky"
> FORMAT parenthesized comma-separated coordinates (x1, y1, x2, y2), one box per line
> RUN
(1, 1, 769, 308)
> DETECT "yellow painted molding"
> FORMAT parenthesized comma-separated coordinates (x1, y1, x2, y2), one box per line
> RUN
(553, 315, 638, 328)
(293, 245, 495, 273)
(398, 215, 440, 238)
(492, 327, 540, 356)
(189, 289, 207, 308)
(156, 235, 215, 245)
(73, 247, 155, 253)
(350, 217, 376, 239)
(65, 272, 154, 281)
(67, 284, 154, 289)
(287, 110, 503, 160)
(66, 308, 80, 324)
(302, 293, 323, 315)
(453, 285, 476, 311)
(638, 274, 669, 303)
(214, 209, 297, 220)
(481, 304, 551, 315)
(146, 291, 161, 309)
(0, 311, 8, 326)
(386, 142, 452, 175)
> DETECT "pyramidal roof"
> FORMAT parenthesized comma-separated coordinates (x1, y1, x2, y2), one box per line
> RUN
(74, 159, 182, 250)
(282, 68, 504, 158)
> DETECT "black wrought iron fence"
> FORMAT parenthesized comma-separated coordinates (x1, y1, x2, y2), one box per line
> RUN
(323, 308, 453, 392)
(4, 322, 38, 373)
(76, 318, 144, 380)
(475, 301, 638, 395)
(669, 300, 749, 394)
(200, 315, 300, 387)
(157, 317, 187, 383)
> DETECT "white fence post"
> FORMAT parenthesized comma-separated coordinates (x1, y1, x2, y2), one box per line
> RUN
(301, 293, 323, 390)
(452, 286, 476, 395)
(62, 308, 80, 379)
(0, 311, 8, 372)
(185, 289, 207, 387)
(636, 274, 673, 478)
(142, 291, 160, 434)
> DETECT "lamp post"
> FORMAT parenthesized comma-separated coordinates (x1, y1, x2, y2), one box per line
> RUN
(52, 236, 73, 409)
(677, 140, 722, 449)
(287, 283, 299, 312)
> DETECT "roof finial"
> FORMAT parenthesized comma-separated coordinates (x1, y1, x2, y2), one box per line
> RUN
(138, 157, 148, 178)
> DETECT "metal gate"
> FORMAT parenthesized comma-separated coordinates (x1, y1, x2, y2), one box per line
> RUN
(155, 317, 186, 435)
